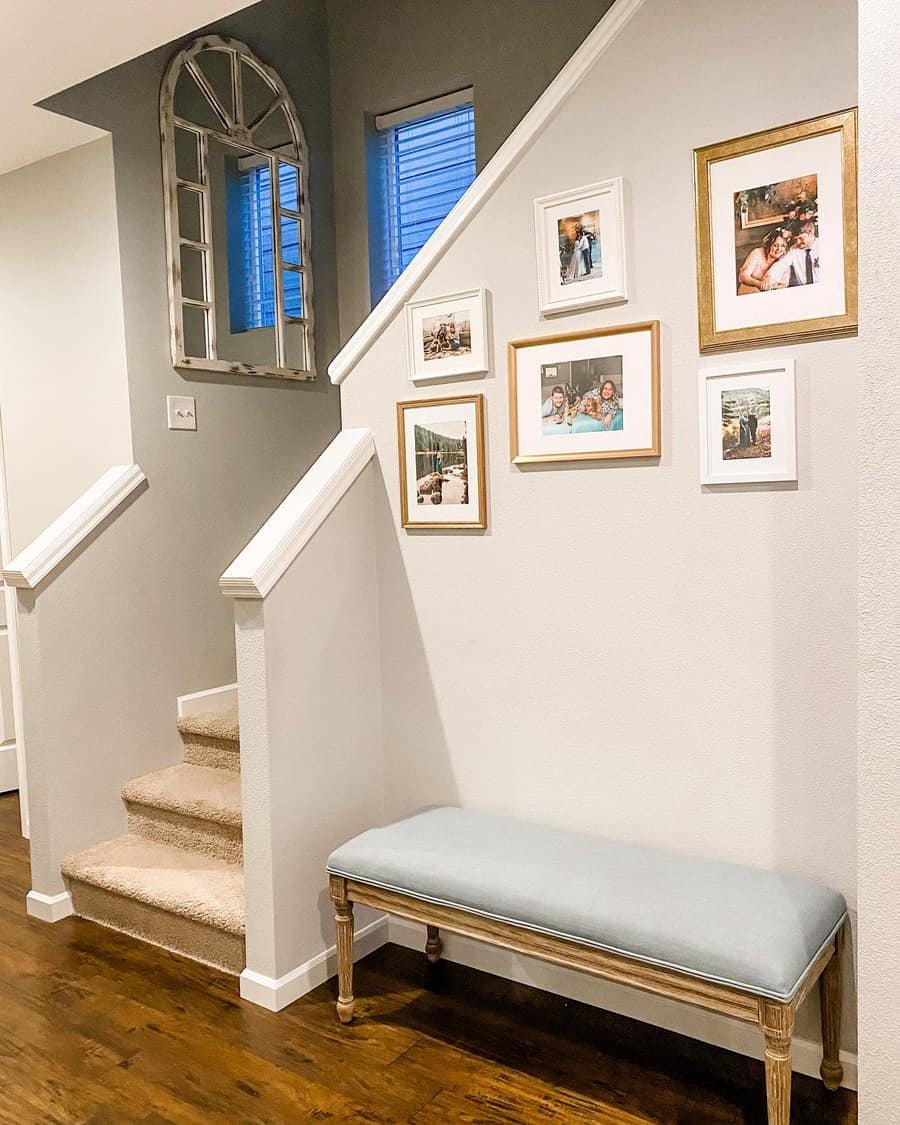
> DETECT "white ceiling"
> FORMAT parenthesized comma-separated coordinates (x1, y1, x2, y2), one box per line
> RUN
(0, 0, 256, 175)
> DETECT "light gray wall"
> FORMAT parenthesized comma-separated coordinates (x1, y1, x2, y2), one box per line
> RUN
(326, 0, 615, 341)
(0, 137, 132, 555)
(21, 0, 343, 891)
(858, 1, 900, 1116)
(340, 0, 857, 1060)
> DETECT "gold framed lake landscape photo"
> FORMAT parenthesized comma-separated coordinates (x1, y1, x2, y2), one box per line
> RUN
(508, 321, 660, 465)
(397, 394, 487, 529)
(694, 109, 857, 353)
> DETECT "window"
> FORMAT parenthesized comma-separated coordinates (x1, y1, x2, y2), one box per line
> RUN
(230, 161, 303, 332)
(371, 90, 476, 303)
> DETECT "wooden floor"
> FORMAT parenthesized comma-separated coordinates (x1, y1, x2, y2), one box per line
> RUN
(0, 794, 856, 1124)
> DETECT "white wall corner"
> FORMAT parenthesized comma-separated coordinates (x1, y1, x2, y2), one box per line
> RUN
(387, 919, 857, 1092)
(26, 889, 74, 923)
(219, 428, 375, 600)
(3, 464, 145, 591)
(239, 914, 389, 1012)
(0, 744, 17, 794)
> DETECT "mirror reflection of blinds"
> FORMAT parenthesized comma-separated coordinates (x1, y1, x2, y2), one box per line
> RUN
(234, 163, 302, 332)
(377, 103, 475, 293)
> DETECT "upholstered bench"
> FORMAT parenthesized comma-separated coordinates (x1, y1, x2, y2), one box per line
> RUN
(327, 807, 847, 1125)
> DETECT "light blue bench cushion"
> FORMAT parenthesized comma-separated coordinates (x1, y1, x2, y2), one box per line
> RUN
(327, 806, 846, 1002)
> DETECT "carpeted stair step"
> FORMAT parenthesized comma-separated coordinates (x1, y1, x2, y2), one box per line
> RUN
(122, 763, 242, 862)
(62, 834, 245, 974)
(177, 709, 240, 771)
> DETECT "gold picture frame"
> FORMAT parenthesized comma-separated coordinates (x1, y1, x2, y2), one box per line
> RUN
(694, 108, 858, 353)
(397, 394, 488, 529)
(508, 321, 660, 464)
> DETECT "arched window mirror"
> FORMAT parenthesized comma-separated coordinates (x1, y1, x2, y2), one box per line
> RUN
(161, 36, 315, 381)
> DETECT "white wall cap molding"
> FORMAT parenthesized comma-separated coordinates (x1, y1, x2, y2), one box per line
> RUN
(177, 683, 239, 719)
(327, 0, 646, 386)
(240, 915, 388, 1012)
(219, 428, 375, 600)
(3, 464, 146, 591)
(26, 889, 74, 923)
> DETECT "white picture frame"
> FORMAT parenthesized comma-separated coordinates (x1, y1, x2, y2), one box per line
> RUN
(405, 288, 489, 381)
(698, 357, 797, 485)
(533, 178, 627, 316)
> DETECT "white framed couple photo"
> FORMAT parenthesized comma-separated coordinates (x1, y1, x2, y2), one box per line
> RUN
(698, 357, 797, 485)
(533, 178, 627, 316)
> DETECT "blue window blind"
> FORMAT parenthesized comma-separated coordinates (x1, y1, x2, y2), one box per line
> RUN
(374, 102, 475, 300)
(229, 162, 303, 332)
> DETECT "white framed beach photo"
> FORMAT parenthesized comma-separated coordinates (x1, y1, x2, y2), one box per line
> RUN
(533, 178, 627, 316)
(698, 357, 797, 485)
(405, 288, 490, 381)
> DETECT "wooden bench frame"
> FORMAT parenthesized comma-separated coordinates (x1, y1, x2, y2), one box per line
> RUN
(329, 874, 845, 1125)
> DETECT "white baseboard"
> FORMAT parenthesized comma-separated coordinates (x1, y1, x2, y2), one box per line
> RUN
(388, 917, 858, 1092)
(26, 889, 74, 922)
(0, 743, 17, 793)
(240, 915, 389, 1012)
(177, 683, 238, 719)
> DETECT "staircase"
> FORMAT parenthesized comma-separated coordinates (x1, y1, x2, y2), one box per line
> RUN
(61, 710, 245, 973)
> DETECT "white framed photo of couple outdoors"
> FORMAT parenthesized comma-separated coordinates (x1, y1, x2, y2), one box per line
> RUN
(694, 109, 857, 353)
(396, 394, 487, 529)
(405, 289, 489, 381)
(508, 322, 660, 465)
(698, 358, 797, 485)
(533, 179, 627, 316)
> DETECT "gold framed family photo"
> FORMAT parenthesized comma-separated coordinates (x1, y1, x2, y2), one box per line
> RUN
(508, 322, 660, 465)
(694, 109, 857, 353)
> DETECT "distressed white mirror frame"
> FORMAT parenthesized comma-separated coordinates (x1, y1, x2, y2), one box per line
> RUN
(160, 35, 316, 381)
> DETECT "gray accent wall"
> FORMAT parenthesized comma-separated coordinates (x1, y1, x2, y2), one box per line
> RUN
(39, 0, 343, 694)
(326, 0, 616, 340)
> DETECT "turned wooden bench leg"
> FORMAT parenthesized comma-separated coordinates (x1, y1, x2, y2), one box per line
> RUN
(819, 931, 844, 1091)
(425, 925, 443, 964)
(329, 875, 355, 1024)
(760, 1002, 794, 1125)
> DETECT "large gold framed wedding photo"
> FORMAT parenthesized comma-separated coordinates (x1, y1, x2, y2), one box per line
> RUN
(694, 108, 857, 353)
(508, 321, 660, 465)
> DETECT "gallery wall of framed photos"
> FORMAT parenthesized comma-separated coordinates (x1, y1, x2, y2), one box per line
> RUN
(338, 0, 858, 1055)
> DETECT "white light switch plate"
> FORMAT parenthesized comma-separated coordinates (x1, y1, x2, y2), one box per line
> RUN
(167, 395, 197, 431)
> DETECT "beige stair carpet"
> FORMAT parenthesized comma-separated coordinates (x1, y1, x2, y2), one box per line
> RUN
(63, 835, 244, 973)
(177, 709, 240, 771)
(62, 709, 245, 974)
(123, 762, 242, 862)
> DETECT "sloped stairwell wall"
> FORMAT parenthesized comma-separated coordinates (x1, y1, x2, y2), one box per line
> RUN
(21, 0, 342, 900)
(338, 0, 858, 1073)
